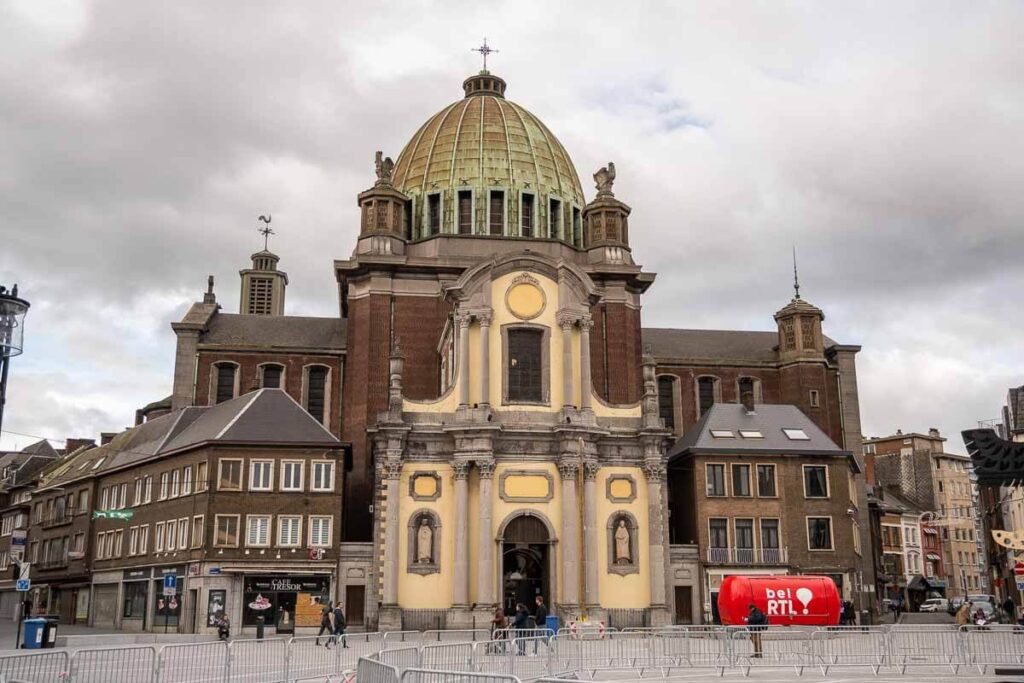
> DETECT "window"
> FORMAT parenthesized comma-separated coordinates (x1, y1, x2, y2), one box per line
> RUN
(159, 472, 169, 500)
(427, 193, 441, 235)
(143, 477, 151, 504)
(139, 525, 149, 554)
(489, 190, 504, 235)
(737, 377, 757, 404)
(247, 515, 271, 547)
(520, 192, 534, 237)
(128, 527, 138, 556)
(170, 469, 180, 497)
(809, 390, 820, 408)
(548, 197, 561, 238)
(710, 430, 735, 438)
(178, 518, 188, 548)
(123, 581, 147, 619)
(507, 328, 543, 402)
(281, 461, 304, 491)
(191, 516, 204, 548)
(757, 464, 777, 497)
(166, 520, 176, 551)
(311, 461, 334, 492)
(783, 428, 810, 441)
(808, 517, 834, 550)
(731, 464, 751, 497)
(706, 464, 726, 497)
(739, 430, 763, 439)
(657, 376, 676, 431)
(113, 529, 123, 557)
(708, 518, 728, 548)
(735, 519, 754, 553)
(155, 522, 165, 552)
(457, 190, 472, 234)
(278, 516, 302, 547)
(697, 377, 717, 416)
(803, 465, 829, 498)
(133, 478, 143, 506)
(250, 460, 273, 491)
(309, 516, 333, 547)
(91, 457, 105, 470)
(214, 515, 240, 547)
(182, 466, 192, 495)
(72, 533, 85, 554)
(305, 366, 328, 424)
(100, 487, 109, 510)
(218, 459, 242, 490)
(760, 519, 780, 549)
(215, 363, 236, 404)
(261, 364, 283, 389)
(572, 207, 581, 246)
(196, 462, 208, 492)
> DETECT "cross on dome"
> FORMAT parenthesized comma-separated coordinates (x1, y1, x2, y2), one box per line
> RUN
(471, 38, 498, 72)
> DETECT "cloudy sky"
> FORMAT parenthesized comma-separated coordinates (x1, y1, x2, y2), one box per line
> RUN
(1, 0, 1021, 452)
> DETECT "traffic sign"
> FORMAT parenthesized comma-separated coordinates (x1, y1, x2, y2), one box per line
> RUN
(1013, 561, 1024, 576)
(1017, 580, 1024, 591)
(15, 579, 30, 592)
(162, 573, 177, 596)
(18, 563, 30, 582)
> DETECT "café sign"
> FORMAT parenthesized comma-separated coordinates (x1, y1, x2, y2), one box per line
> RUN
(244, 575, 330, 593)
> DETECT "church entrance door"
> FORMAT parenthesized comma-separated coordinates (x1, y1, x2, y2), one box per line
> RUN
(500, 514, 552, 619)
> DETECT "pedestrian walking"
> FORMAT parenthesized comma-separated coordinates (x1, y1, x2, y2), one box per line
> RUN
(955, 601, 972, 627)
(746, 603, 768, 658)
(316, 600, 334, 646)
(490, 606, 509, 653)
(1002, 597, 1016, 623)
(534, 595, 549, 632)
(332, 601, 348, 648)
(513, 602, 530, 655)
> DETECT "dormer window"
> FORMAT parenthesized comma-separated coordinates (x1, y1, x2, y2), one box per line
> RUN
(520, 193, 535, 237)
(427, 193, 441, 235)
(488, 190, 504, 235)
(457, 190, 473, 234)
(548, 197, 562, 239)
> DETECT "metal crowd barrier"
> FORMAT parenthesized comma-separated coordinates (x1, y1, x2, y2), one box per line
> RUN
(4, 624, 1023, 682)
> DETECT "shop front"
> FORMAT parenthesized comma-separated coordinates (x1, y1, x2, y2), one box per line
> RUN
(122, 568, 150, 631)
(152, 566, 186, 631)
(242, 574, 331, 631)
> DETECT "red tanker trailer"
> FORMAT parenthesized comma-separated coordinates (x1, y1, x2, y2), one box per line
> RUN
(717, 575, 842, 627)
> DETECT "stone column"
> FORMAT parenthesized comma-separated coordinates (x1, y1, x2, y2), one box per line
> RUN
(452, 461, 471, 606)
(644, 462, 667, 607)
(579, 317, 593, 410)
(457, 314, 471, 407)
(476, 459, 496, 605)
(558, 314, 575, 409)
(478, 312, 492, 406)
(583, 460, 600, 606)
(558, 462, 580, 608)
(382, 461, 403, 605)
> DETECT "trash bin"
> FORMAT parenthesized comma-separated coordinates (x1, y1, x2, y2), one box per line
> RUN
(42, 617, 58, 648)
(255, 615, 265, 640)
(859, 610, 872, 626)
(545, 615, 559, 634)
(22, 618, 47, 649)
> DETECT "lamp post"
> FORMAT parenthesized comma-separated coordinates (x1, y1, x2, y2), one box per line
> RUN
(0, 284, 30, 440)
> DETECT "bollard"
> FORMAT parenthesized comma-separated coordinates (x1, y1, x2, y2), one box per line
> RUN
(256, 615, 265, 640)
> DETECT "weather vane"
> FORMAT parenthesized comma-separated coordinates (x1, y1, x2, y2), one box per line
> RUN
(471, 38, 498, 71)
(258, 214, 274, 250)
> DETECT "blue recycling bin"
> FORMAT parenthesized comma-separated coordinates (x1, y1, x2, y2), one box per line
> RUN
(22, 618, 47, 649)
(545, 615, 559, 634)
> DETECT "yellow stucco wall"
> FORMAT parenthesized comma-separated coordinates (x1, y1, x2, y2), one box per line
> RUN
(596, 466, 652, 608)
(397, 464, 455, 608)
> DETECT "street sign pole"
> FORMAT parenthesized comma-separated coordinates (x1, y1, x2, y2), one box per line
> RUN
(13, 561, 30, 650)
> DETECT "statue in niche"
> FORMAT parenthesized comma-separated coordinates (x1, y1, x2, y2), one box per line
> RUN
(593, 162, 616, 194)
(416, 517, 434, 564)
(614, 518, 632, 564)
(375, 150, 395, 184)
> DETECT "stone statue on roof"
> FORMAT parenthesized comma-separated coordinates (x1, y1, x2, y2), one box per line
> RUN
(594, 162, 616, 194)
(375, 151, 395, 185)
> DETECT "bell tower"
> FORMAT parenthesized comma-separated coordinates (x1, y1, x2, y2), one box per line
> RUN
(239, 249, 288, 316)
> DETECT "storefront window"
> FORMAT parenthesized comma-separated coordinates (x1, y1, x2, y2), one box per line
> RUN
(243, 575, 331, 627)
(123, 582, 147, 619)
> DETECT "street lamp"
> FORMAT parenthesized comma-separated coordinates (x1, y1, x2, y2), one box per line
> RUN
(0, 284, 30, 438)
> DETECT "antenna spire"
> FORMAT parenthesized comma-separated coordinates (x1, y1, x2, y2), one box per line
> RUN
(257, 214, 274, 250)
(792, 246, 801, 300)
(471, 38, 498, 72)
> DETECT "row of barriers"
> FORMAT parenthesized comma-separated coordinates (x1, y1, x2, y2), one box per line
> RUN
(3, 625, 1024, 682)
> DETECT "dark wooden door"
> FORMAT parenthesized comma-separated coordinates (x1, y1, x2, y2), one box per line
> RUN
(345, 585, 365, 625)
(674, 586, 693, 624)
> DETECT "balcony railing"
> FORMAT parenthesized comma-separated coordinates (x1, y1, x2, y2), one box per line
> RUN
(40, 513, 73, 529)
(706, 546, 789, 565)
(38, 556, 69, 570)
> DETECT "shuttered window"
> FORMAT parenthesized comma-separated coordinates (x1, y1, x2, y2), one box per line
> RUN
(306, 366, 328, 423)
(489, 190, 504, 235)
(697, 377, 716, 416)
(427, 194, 441, 235)
(215, 364, 236, 404)
(507, 328, 543, 402)
(262, 364, 283, 388)
(457, 190, 472, 234)
(657, 376, 675, 430)
(521, 193, 534, 237)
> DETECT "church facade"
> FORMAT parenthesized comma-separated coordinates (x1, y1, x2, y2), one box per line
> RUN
(163, 68, 872, 630)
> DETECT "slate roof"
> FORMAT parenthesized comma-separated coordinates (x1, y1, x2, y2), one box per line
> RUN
(668, 403, 857, 470)
(39, 390, 341, 489)
(642, 328, 839, 364)
(201, 314, 345, 351)
(0, 440, 60, 488)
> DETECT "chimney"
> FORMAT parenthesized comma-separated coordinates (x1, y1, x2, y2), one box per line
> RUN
(100, 432, 117, 446)
(740, 391, 755, 414)
(928, 427, 940, 438)
(63, 438, 96, 454)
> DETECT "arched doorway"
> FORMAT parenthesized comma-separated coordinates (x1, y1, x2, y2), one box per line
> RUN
(499, 513, 555, 615)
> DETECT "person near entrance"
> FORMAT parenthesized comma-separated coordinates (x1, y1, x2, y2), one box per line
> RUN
(316, 601, 333, 646)
(332, 601, 348, 648)
(745, 603, 768, 657)
(513, 602, 531, 655)
(534, 595, 549, 632)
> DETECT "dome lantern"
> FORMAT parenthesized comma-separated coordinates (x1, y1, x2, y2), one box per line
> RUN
(462, 71, 506, 99)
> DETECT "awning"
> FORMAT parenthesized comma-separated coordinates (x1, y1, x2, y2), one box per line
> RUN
(927, 554, 941, 561)
(923, 527, 938, 535)
(907, 575, 930, 592)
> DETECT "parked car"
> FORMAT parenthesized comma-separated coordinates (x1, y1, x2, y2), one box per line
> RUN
(968, 594, 997, 605)
(920, 598, 949, 613)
